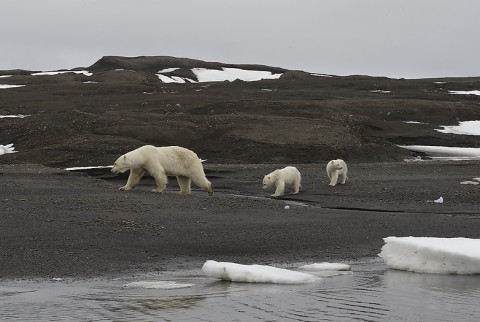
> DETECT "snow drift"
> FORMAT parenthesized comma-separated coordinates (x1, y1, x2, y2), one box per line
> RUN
(379, 237, 480, 274)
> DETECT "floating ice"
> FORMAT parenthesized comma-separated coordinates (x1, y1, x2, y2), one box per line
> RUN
(202, 260, 320, 284)
(123, 281, 194, 289)
(379, 237, 480, 274)
(0, 143, 17, 155)
(298, 262, 351, 271)
(370, 90, 391, 94)
(435, 120, 480, 136)
(449, 90, 480, 96)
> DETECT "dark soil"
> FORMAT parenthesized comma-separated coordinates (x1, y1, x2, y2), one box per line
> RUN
(0, 56, 479, 279)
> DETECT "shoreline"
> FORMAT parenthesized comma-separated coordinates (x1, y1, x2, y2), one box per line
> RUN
(1, 160, 479, 279)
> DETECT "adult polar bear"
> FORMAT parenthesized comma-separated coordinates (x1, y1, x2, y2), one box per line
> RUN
(111, 145, 213, 195)
(263, 166, 302, 197)
(326, 159, 348, 186)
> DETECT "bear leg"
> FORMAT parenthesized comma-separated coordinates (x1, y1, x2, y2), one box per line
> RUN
(190, 173, 213, 195)
(120, 168, 145, 191)
(176, 175, 192, 195)
(339, 173, 348, 184)
(150, 168, 168, 193)
(291, 180, 301, 194)
(329, 170, 338, 186)
(273, 181, 285, 197)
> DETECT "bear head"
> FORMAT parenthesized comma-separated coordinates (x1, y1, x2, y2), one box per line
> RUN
(331, 160, 344, 171)
(263, 174, 275, 189)
(111, 154, 130, 173)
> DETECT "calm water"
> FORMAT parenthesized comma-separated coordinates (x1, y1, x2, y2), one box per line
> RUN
(2, 259, 480, 321)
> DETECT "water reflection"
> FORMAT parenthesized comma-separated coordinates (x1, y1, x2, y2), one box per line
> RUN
(1, 260, 480, 321)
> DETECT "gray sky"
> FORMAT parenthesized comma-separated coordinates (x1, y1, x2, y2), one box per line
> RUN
(2, 0, 480, 78)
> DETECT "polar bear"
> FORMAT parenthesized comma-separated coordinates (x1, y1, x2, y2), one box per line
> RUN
(111, 145, 213, 195)
(263, 166, 302, 197)
(326, 159, 348, 186)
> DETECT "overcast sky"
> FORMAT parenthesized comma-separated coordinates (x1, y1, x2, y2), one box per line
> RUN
(2, 0, 479, 79)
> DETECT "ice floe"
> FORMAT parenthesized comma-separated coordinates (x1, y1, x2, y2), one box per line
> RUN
(298, 262, 351, 271)
(123, 281, 194, 289)
(398, 145, 480, 160)
(32, 70, 92, 76)
(379, 237, 480, 274)
(202, 260, 320, 284)
(449, 90, 480, 96)
(435, 120, 480, 136)
(0, 143, 17, 155)
(0, 84, 25, 89)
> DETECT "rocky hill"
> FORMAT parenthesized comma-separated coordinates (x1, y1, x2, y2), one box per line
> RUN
(0, 56, 479, 167)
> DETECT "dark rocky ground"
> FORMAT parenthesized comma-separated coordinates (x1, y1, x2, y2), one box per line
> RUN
(0, 56, 479, 278)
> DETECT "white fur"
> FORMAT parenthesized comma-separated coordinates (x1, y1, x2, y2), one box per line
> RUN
(326, 159, 348, 186)
(111, 145, 213, 195)
(263, 166, 302, 197)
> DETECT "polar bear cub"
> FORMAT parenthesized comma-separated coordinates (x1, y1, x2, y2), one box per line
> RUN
(111, 145, 213, 195)
(263, 166, 302, 197)
(326, 159, 348, 186)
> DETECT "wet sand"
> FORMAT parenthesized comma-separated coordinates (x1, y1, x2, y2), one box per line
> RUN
(1, 161, 479, 279)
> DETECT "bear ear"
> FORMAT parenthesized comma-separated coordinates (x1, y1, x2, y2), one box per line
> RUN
(123, 155, 127, 160)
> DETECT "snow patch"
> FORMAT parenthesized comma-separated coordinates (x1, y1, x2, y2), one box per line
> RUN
(123, 281, 194, 289)
(404, 121, 426, 124)
(370, 90, 391, 94)
(398, 145, 480, 160)
(158, 68, 180, 73)
(0, 114, 30, 119)
(435, 120, 480, 136)
(192, 68, 282, 82)
(65, 166, 112, 171)
(449, 90, 480, 96)
(379, 237, 480, 274)
(0, 75, 12, 78)
(0, 84, 25, 89)
(202, 260, 320, 284)
(32, 70, 92, 76)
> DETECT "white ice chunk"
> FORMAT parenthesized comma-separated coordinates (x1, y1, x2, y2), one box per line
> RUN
(460, 181, 479, 185)
(202, 260, 320, 284)
(0, 143, 17, 155)
(433, 196, 444, 203)
(123, 281, 194, 289)
(379, 237, 480, 274)
(298, 262, 351, 271)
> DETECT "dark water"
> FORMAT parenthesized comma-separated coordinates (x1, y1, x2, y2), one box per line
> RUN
(2, 259, 480, 321)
